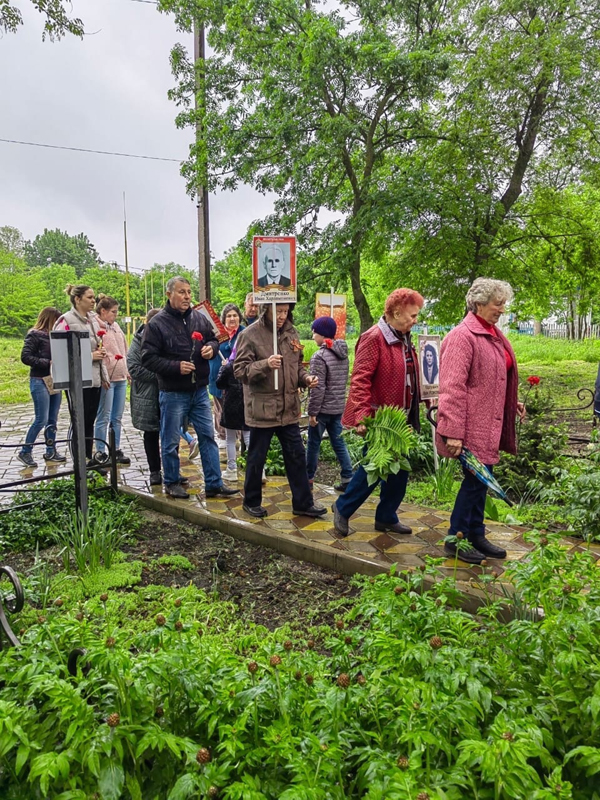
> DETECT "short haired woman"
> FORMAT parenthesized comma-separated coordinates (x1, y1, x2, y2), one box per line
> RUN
(234, 303, 324, 518)
(332, 288, 424, 536)
(17, 306, 65, 468)
(54, 284, 109, 467)
(92, 294, 130, 465)
(436, 277, 525, 564)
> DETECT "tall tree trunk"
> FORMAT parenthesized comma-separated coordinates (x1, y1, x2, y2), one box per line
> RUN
(349, 249, 373, 332)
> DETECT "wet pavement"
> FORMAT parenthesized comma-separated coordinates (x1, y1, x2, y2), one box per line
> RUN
(2, 400, 585, 590)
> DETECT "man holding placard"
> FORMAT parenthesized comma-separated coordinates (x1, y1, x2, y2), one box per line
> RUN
(234, 302, 326, 519)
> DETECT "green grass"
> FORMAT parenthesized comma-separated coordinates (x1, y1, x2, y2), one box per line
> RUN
(0, 334, 597, 407)
(0, 337, 30, 404)
(508, 334, 600, 364)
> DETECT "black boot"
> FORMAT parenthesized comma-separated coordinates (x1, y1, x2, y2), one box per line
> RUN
(469, 535, 507, 559)
(444, 540, 486, 565)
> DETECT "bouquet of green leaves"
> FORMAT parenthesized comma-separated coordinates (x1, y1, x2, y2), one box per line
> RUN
(357, 405, 417, 485)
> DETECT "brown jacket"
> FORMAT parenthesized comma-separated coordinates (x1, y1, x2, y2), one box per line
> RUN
(234, 315, 309, 427)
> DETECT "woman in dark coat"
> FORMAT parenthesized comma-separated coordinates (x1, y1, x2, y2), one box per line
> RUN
(216, 341, 250, 481)
(210, 303, 246, 481)
(127, 309, 162, 484)
(18, 306, 65, 468)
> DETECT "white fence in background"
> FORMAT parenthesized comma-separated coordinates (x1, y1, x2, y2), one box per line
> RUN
(517, 322, 600, 339)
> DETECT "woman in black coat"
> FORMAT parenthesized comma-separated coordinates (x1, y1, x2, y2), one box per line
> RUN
(18, 306, 65, 468)
(216, 343, 250, 482)
(127, 310, 162, 485)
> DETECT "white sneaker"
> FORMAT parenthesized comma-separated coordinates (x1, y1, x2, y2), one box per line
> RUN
(188, 438, 199, 460)
(222, 467, 238, 481)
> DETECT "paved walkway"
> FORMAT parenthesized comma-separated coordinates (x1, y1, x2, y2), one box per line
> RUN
(3, 401, 584, 595)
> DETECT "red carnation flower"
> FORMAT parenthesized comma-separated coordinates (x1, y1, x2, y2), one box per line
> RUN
(114, 354, 124, 361)
(96, 329, 106, 337)
(527, 376, 540, 386)
(324, 338, 334, 349)
(191, 331, 204, 341)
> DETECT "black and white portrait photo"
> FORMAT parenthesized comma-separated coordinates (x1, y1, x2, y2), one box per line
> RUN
(418, 335, 441, 400)
(252, 236, 297, 303)
(257, 244, 291, 287)
(422, 343, 439, 385)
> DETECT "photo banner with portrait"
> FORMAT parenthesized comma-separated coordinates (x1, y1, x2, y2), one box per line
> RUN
(252, 235, 297, 304)
(418, 335, 441, 400)
(193, 300, 229, 343)
(315, 292, 347, 339)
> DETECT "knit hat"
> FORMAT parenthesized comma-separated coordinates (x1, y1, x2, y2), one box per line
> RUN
(311, 316, 337, 338)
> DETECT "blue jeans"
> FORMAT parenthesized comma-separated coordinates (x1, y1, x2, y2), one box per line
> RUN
(306, 413, 353, 481)
(21, 378, 62, 456)
(336, 462, 409, 524)
(449, 464, 492, 539)
(159, 388, 222, 488)
(94, 380, 127, 452)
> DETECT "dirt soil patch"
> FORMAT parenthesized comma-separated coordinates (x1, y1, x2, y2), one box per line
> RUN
(124, 511, 358, 630)
(6, 509, 358, 630)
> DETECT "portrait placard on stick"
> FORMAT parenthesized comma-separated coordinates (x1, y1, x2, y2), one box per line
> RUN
(315, 292, 347, 339)
(252, 235, 297, 304)
(418, 335, 441, 400)
(193, 300, 229, 343)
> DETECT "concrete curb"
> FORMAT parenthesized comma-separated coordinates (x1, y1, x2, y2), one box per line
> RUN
(119, 485, 511, 617)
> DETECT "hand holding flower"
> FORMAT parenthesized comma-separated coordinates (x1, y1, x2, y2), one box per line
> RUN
(108, 353, 124, 381)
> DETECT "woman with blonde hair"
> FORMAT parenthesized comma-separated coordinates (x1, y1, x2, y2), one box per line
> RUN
(17, 307, 65, 468)
(54, 284, 108, 467)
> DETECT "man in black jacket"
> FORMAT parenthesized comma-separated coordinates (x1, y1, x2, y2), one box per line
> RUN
(141, 277, 238, 500)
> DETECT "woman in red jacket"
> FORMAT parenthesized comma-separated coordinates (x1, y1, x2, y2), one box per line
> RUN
(332, 288, 424, 537)
(436, 278, 525, 564)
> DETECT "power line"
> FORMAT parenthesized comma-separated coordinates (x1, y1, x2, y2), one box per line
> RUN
(0, 137, 182, 163)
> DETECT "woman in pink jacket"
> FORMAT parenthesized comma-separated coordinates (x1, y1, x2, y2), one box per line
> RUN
(92, 294, 130, 466)
(437, 278, 525, 564)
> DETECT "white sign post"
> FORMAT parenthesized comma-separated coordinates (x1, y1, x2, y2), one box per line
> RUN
(271, 300, 279, 390)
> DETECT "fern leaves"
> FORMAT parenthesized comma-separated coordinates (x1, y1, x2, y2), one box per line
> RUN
(359, 406, 417, 485)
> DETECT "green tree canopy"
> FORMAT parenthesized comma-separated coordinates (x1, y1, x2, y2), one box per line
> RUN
(24, 229, 101, 278)
(166, 0, 450, 331)
(0, 251, 52, 336)
(0, 226, 26, 257)
(1, 0, 83, 39)
(165, 0, 600, 330)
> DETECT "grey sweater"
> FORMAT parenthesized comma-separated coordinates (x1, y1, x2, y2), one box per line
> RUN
(307, 339, 349, 416)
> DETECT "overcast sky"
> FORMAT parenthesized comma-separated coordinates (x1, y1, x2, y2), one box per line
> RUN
(0, 0, 276, 273)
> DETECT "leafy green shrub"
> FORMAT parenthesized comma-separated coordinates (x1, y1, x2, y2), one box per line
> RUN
(0, 478, 141, 555)
(53, 505, 128, 574)
(3, 541, 600, 798)
(238, 436, 286, 476)
(319, 429, 364, 468)
(495, 385, 568, 498)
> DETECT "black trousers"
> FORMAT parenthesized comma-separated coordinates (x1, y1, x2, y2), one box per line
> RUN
(449, 463, 492, 539)
(83, 387, 102, 459)
(143, 430, 161, 473)
(244, 424, 313, 510)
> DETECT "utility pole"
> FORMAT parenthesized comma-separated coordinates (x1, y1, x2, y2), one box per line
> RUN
(122, 192, 132, 342)
(194, 21, 211, 301)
